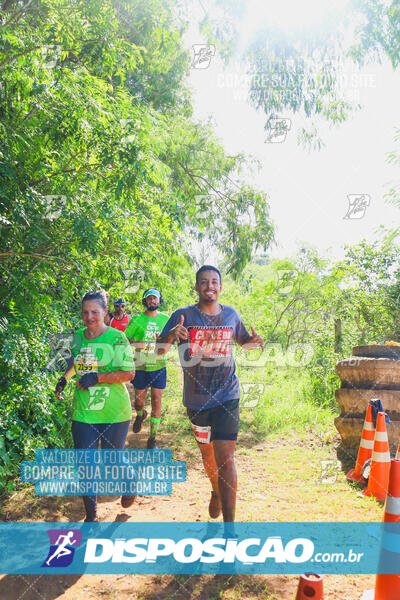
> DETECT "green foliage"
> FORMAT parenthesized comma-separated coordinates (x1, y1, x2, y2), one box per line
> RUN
(334, 239, 400, 342)
(0, 0, 274, 494)
(302, 339, 341, 410)
(221, 240, 400, 410)
(0, 312, 74, 492)
(349, 0, 400, 68)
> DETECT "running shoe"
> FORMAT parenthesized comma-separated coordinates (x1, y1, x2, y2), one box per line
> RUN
(121, 495, 136, 508)
(132, 409, 148, 433)
(208, 490, 221, 518)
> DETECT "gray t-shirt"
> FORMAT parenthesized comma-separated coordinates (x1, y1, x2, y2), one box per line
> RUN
(161, 304, 251, 410)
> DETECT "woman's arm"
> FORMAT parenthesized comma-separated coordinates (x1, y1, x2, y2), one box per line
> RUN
(54, 354, 75, 399)
(97, 370, 135, 384)
(75, 369, 135, 390)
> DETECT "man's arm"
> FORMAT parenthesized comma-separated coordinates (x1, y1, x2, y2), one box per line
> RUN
(233, 311, 264, 350)
(155, 331, 175, 356)
(130, 340, 146, 349)
(156, 314, 187, 355)
(125, 317, 146, 349)
(238, 326, 264, 350)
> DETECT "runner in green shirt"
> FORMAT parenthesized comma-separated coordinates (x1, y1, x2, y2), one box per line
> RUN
(125, 288, 169, 449)
(54, 289, 136, 521)
(70, 325, 133, 424)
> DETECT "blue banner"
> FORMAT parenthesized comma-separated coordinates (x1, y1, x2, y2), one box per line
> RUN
(0, 522, 397, 575)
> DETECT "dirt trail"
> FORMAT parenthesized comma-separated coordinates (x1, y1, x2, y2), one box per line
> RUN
(0, 385, 379, 599)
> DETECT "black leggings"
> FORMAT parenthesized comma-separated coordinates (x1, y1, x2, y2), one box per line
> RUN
(71, 420, 130, 520)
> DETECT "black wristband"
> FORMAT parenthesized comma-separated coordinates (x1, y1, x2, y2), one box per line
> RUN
(55, 376, 67, 393)
(78, 372, 99, 390)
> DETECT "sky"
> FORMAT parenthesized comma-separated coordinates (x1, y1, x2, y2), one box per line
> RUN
(183, 0, 400, 262)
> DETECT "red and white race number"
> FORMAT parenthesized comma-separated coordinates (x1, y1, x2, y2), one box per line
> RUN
(188, 326, 233, 357)
(191, 423, 211, 444)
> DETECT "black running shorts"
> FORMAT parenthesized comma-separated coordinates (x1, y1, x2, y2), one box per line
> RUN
(186, 398, 239, 442)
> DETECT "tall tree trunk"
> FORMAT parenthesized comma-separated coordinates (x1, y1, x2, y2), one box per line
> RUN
(334, 318, 342, 353)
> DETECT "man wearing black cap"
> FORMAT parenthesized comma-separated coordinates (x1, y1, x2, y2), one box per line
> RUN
(125, 289, 169, 449)
(107, 298, 131, 333)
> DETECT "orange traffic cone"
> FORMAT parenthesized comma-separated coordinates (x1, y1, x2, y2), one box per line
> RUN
(362, 460, 400, 599)
(363, 412, 391, 501)
(383, 460, 400, 523)
(295, 573, 324, 599)
(347, 404, 375, 482)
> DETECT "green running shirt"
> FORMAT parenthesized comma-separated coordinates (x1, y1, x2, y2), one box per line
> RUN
(125, 312, 169, 372)
(71, 326, 134, 424)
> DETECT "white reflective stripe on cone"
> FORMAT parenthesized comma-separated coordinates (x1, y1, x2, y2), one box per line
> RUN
(364, 422, 375, 431)
(374, 431, 389, 442)
(386, 495, 400, 516)
(360, 439, 374, 449)
(372, 450, 391, 462)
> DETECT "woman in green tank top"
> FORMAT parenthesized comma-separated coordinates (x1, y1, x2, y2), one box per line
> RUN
(54, 290, 136, 521)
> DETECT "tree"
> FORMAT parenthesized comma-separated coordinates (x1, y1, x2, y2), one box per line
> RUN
(0, 0, 275, 490)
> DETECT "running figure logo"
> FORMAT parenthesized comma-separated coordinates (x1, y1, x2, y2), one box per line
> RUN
(191, 44, 215, 69)
(343, 194, 371, 219)
(42, 529, 82, 567)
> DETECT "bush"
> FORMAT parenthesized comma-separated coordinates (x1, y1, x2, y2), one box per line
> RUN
(0, 311, 73, 494)
(302, 341, 341, 410)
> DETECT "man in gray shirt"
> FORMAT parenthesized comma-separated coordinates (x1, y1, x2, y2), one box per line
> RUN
(157, 265, 264, 524)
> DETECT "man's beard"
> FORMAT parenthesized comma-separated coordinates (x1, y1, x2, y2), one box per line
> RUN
(203, 292, 216, 303)
(146, 302, 159, 311)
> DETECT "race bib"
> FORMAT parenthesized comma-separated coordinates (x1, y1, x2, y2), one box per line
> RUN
(142, 323, 160, 354)
(188, 326, 233, 357)
(191, 423, 211, 444)
(74, 347, 98, 375)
